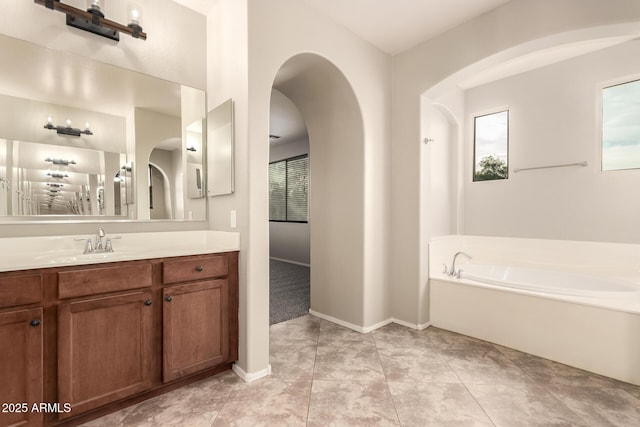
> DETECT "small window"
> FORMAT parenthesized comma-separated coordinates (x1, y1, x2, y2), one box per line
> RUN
(602, 79, 640, 171)
(473, 110, 509, 181)
(269, 155, 308, 222)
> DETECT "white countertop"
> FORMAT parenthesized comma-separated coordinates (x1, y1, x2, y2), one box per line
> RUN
(0, 230, 240, 272)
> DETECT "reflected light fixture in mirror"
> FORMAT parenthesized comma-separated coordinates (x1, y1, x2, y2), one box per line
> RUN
(45, 116, 93, 136)
(34, 0, 147, 41)
(45, 157, 76, 166)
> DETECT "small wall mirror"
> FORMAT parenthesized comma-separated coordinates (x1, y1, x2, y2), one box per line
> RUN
(207, 99, 234, 196)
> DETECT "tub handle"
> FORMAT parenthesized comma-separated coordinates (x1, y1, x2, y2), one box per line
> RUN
(456, 269, 463, 279)
(442, 264, 448, 274)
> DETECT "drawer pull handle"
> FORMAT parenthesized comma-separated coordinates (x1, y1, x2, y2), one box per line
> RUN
(165, 295, 173, 302)
(144, 300, 152, 306)
(30, 319, 41, 327)
(196, 265, 204, 272)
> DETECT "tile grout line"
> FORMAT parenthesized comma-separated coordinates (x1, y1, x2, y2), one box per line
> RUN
(304, 317, 322, 426)
(371, 329, 403, 426)
(438, 343, 498, 427)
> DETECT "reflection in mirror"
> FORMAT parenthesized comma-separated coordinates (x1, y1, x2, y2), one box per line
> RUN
(186, 119, 205, 199)
(0, 139, 127, 216)
(0, 34, 206, 221)
(207, 99, 234, 196)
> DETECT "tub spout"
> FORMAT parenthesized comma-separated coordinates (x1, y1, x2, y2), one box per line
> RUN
(449, 251, 471, 277)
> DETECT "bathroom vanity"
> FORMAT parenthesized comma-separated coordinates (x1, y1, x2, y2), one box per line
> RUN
(0, 231, 239, 427)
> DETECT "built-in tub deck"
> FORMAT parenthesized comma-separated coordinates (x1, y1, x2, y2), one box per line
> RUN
(429, 236, 640, 386)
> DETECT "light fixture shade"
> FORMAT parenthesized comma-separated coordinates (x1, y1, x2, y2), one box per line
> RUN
(128, 2, 142, 26)
(86, 0, 104, 14)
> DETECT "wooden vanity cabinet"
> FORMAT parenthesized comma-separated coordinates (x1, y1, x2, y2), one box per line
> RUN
(162, 254, 235, 382)
(0, 307, 44, 427)
(57, 291, 154, 420)
(0, 273, 44, 427)
(0, 251, 238, 427)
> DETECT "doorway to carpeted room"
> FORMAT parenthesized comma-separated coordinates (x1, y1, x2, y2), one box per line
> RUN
(269, 259, 310, 325)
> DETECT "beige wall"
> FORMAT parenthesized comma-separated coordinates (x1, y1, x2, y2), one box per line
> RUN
(216, 0, 393, 376)
(463, 39, 640, 243)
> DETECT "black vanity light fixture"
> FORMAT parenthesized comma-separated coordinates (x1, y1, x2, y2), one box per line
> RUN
(46, 172, 69, 179)
(45, 157, 77, 166)
(45, 116, 93, 137)
(35, 0, 146, 41)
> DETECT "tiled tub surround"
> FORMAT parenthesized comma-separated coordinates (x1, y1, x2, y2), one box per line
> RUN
(0, 230, 240, 272)
(81, 315, 640, 426)
(429, 235, 640, 386)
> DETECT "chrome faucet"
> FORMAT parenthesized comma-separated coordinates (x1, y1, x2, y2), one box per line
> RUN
(95, 228, 105, 252)
(76, 228, 119, 254)
(448, 251, 471, 278)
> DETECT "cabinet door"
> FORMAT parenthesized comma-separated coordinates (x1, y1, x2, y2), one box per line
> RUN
(58, 292, 153, 420)
(163, 279, 229, 382)
(0, 308, 43, 427)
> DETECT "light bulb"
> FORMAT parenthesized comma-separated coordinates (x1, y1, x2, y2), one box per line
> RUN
(47, 116, 53, 125)
(66, 119, 72, 128)
(85, 122, 91, 131)
(128, 2, 142, 26)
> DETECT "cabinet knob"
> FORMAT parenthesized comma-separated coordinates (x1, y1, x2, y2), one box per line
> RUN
(144, 300, 152, 306)
(165, 295, 173, 302)
(30, 319, 41, 327)
(195, 265, 204, 272)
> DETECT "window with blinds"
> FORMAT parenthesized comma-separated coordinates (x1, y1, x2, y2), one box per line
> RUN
(269, 155, 308, 222)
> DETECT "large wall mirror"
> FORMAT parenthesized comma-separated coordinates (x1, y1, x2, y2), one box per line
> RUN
(0, 34, 207, 222)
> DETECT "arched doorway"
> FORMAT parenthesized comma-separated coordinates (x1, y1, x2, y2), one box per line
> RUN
(268, 53, 366, 328)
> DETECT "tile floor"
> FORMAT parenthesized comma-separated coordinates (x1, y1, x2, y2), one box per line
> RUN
(83, 315, 640, 426)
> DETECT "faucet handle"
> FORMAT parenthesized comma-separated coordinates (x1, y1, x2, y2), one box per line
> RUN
(74, 237, 93, 254)
(104, 235, 121, 253)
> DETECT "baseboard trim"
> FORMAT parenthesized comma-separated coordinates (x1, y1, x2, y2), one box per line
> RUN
(308, 310, 369, 333)
(362, 318, 393, 333)
(232, 363, 271, 383)
(309, 311, 401, 334)
(391, 318, 432, 331)
(269, 257, 310, 267)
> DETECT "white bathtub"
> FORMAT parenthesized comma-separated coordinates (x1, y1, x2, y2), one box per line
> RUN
(430, 261, 640, 386)
(458, 263, 640, 299)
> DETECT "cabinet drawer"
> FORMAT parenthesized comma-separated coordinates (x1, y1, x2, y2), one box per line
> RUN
(163, 255, 228, 284)
(0, 274, 43, 308)
(58, 263, 152, 299)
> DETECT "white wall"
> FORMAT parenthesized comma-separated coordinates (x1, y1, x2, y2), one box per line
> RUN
(464, 39, 640, 243)
(391, 0, 640, 327)
(269, 138, 310, 266)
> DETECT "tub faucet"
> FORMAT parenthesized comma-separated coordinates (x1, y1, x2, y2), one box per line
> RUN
(449, 251, 471, 277)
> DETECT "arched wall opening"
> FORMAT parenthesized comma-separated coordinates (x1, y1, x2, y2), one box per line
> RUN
(148, 162, 173, 220)
(270, 53, 366, 328)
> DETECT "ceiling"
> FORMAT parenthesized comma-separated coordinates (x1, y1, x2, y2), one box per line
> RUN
(175, 0, 511, 55)
(298, 0, 511, 55)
